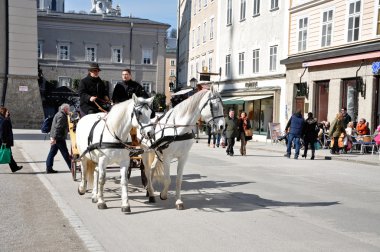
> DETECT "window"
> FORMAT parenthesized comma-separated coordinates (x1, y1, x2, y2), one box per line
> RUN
(203, 22, 207, 43)
(210, 18, 214, 40)
(269, 45, 277, 71)
(321, 10, 333, 47)
(204, 0, 207, 7)
(197, 26, 200, 46)
(240, 0, 246, 21)
(239, 52, 245, 75)
(208, 57, 213, 72)
(170, 59, 175, 66)
(271, 0, 278, 10)
(58, 76, 71, 87)
(253, 49, 259, 73)
(227, 0, 232, 25)
(85, 46, 96, 62)
(38, 41, 43, 59)
(194, 0, 196, 15)
(377, 0, 380, 35)
(142, 82, 151, 93)
(112, 47, 122, 63)
(58, 44, 70, 60)
(225, 54, 231, 77)
(142, 49, 153, 64)
(347, 0, 361, 42)
(298, 17, 308, 51)
(170, 69, 175, 76)
(253, 0, 260, 16)
(198, 0, 201, 11)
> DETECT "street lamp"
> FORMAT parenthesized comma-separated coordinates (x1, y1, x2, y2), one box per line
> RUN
(190, 77, 198, 90)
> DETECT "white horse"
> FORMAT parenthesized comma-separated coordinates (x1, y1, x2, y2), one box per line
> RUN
(141, 85, 225, 210)
(76, 94, 154, 212)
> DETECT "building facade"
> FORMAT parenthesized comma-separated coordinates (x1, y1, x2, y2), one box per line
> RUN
(37, 10, 170, 99)
(0, 0, 44, 128)
(165, 38, 177, 106)
(281, 0, 380, 131)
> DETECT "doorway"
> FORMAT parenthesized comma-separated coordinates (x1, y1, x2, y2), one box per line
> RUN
(315, 81, 329, 121)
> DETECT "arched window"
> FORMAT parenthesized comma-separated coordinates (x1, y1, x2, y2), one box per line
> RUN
(51, 0, 56, 11)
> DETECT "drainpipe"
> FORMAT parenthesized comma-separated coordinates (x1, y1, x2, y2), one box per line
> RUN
(2, 0, 9, 106)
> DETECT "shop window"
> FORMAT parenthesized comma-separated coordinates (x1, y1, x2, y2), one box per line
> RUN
(342, 79, 358, 122)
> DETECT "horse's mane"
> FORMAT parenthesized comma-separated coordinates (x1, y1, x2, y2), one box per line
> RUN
(106, 99, 133, 132)
(172, 89, 208, 118)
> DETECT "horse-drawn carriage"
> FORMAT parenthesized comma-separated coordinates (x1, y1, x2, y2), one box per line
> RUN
(67, 86, 225, 213)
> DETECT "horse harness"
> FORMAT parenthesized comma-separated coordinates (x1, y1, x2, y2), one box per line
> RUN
(79, 102, 153, 159)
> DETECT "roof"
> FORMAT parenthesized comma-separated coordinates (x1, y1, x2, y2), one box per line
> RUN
(37, 10, 170, 28)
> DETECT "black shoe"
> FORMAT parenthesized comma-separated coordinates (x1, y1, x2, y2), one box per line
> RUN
(294, 156, 298, 160)
(46, 169, 58, 174)
(12, 166, 23, 173)
(311, 156, 315, 160)
(301, 154, 306, 158)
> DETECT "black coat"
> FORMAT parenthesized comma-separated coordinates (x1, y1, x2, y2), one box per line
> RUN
(111, 80, 149, 104)
(303, 118, 318, 142)
(79, 75, 109, 114)
(0, 116, 14, 147)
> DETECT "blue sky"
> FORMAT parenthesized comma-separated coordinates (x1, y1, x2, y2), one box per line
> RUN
(65, 0, 178, 29)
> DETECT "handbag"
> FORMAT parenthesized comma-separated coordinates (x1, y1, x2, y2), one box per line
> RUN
(0, 144, 11, 164)
(244, 128, 253, 137)
(314, 141, 322, 150)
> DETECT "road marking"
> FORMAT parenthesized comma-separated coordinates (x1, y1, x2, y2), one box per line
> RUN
(19, 148, 105, 252)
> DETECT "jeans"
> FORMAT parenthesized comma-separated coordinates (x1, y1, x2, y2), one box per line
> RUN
(46, 139, 71, 170)
(286, 133, 301, 157)
(207, 133, 216, 145)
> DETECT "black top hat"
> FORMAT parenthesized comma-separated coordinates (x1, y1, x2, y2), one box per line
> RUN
(88, 63, 101, 71)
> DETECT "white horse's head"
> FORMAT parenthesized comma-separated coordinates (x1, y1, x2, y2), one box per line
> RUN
(132, 94, 155, 139)
(200, 85, 225, 134)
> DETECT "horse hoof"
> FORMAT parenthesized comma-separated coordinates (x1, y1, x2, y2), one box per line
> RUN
(148, 196, 156, 203)
(78, 187, 85, 195)
(97, 203, 107, 209)
(176, 203, 184, 210)
(92, 198, 98, 203)
(160, 192, 167, 201)
(121, 206, 131, 213)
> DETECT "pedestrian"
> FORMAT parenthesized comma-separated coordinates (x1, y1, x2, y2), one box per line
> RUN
(356, 118, 369, 136)
(206, 124, 216, 148)
(46, 103, 71, 173)
(111, 69, 149, 104)
(329, 113, 345, 155)
(224, 108, 239, 156)
(238, 111, 252, 156)
(341, 107, 351, 128)
(302, 112, 318, 160)
(0, 107, 23, 172)
(79, 63, 110, 115)
(285, 109, 304, 159)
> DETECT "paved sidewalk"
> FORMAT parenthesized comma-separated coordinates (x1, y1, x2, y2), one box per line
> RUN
(197, 133, 380, 166)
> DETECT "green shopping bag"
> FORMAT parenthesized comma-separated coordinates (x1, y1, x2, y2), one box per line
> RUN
(0, 144, 11, 164)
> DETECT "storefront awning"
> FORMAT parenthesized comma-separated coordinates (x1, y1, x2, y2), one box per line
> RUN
(172, 89, 193, 96)
(222, 95, 273, 104)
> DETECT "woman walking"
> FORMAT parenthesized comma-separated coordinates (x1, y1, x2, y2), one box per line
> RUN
(302, 112, 318, 160)
(238, 111, 252, 156)
(0, 107, 23, 172)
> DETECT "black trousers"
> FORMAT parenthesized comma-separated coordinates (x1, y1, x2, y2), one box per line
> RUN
(226, 137, 235, 154)
(303, 139, 316, 157)
(9, 151, 19, 172)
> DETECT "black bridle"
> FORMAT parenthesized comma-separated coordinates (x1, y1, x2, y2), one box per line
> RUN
(200, 95, 224, 129)
(131, 102, 155, 138)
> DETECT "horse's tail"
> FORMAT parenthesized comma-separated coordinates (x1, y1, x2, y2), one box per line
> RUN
(86, 160, 96, 189)
(151, 155, 164, 184)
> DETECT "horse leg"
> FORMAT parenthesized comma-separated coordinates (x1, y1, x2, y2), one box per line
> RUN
(78, 158, 87, 195)
(175, 155, 188, 210)
(96, 158, 107, 209)
(142, 151, 156, 203)
(159, 158, 171, 201)
(120, 159, 131, 213)
(91, 166, 99, 203)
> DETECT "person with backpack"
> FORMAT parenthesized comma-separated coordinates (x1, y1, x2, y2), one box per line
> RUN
(285, 109, 305, 159)
(45, 103, 71, 173)
(302, 112, 318, 160)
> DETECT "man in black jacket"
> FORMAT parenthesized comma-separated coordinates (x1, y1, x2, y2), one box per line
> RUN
(112, 69, 149, 104)
(79, 63, 110, 115)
